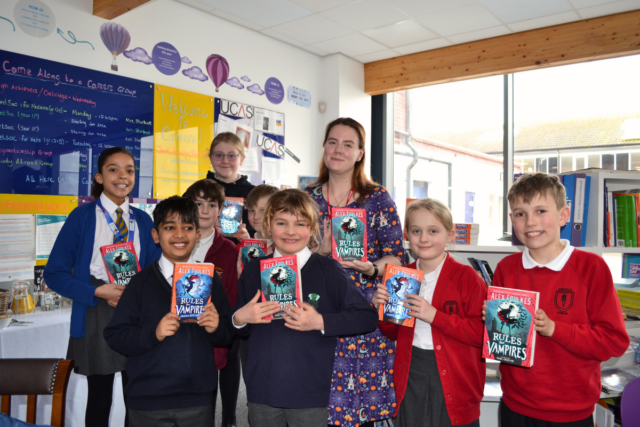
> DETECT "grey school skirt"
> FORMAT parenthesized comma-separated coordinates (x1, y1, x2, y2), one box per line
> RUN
(66, 276, 127, 376)
(395, 347, 480, 427)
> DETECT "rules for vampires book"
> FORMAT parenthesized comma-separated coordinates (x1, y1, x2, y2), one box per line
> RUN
(260, 255, 301, 320)
(240, 239, 269, 270)
(219, 197, 245, 235)
(171, 263, 214, 323)
(378, 264, 423, 327)
(483, 286, 540, 367)
(331, 207, 367, 262)
(100, 242, 141, 286)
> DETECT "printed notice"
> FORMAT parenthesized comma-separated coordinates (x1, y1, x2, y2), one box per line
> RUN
(254, 108, 284, 136)
(36, 214, 67, 260)
(0, 214, 35, 281)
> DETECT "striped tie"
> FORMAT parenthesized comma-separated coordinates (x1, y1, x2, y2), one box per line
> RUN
(114, 208, 128, 243)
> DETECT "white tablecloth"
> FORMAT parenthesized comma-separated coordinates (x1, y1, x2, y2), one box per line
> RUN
(0, 308, 125, 427)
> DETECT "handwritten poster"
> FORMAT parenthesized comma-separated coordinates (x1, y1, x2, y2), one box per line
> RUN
(0, 49, 154, 197)
(154, 85, 214, 198)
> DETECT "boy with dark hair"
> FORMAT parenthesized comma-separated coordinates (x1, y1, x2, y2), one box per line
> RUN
(486, 173, 629, 426)
(184, 179, 241, 427)
(104, 196, 232, 427)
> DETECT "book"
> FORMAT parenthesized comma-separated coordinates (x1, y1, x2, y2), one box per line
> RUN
(614, 192, 640, 247)
(171, 263, 214, 323)
(406, 198, 418, 208)
(100, 242, 141, 286)
(623, 254, 640, 279)
(454, 223, 479, 230)
(378, 264, 423, 327)
(468, 258, 493, 286)
(561, 174, 575, 242)
(614, 193, 638, 247)
(454, 229, 479, 238)
(571, 174, 587, 246)
(260, 255, 302, 320)
(240, 239, 269, 270)
(454, 237, 479, 245)
(331, 207, 367, 262)
(219, 197, 245, 235)
(581, 176, 591, 246)
(483, 286, 540, 367)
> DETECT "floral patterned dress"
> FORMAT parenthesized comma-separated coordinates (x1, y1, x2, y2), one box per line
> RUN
(306, 183, 405, 427)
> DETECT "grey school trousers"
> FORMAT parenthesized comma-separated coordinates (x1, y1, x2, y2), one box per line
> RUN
(128, 404, 213, 427)
(248, 402, 327, 427)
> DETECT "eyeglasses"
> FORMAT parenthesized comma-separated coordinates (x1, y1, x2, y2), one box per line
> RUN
(212, 152, 241, 162)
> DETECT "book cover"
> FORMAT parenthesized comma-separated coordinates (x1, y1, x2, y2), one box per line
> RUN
(454, 229, 479, 238)
(483, 286, 539, 367)
(406, 198, 418, 208)
(378, 264, 423, 327)
(454, 223, 479, 230)
(171, 263, 214, 323)
(100, 242, 141, 286)
(240, 239, 269, 270)
(331, 208, 367, 262)
(219, 197, 245, 235)
(613, 192, 640, 247)
(614, 194, 637, 247)
(454, 237, 478, 245)
(260, 255, 302, 320)
(623, 254, 640, 279)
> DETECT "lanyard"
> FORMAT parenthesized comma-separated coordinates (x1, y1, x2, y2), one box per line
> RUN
(96, 199, 136, 243)
(326, 182, 354, 216)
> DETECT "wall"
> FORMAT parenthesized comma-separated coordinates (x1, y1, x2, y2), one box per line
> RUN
(0, 0, 370, 185)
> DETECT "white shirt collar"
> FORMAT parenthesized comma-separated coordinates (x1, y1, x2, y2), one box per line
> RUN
(522, 239, 574, 271)
(199, 229, 215, 245)
(99, 192, 129, 214)
(273, 246, 312, 268)
(417, 253, 447, 282)
(158, 254, 196, 285)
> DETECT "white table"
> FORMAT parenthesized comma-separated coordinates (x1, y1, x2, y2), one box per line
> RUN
(0, 308, 126, 427)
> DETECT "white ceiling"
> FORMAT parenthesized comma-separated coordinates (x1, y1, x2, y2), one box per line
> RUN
(175, 0, 640, 63)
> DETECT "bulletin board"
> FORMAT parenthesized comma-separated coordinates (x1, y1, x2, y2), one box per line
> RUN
(0, 49, 155, 197)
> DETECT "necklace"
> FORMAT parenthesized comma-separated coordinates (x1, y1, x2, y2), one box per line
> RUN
(328, 183, 349, 207)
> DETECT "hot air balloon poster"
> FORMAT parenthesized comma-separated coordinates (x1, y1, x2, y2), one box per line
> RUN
(240, 239, 269, 270)
(100, 242, 141, 286)
(171, 263, 214, 323)
(260, 256, 301, 320)
(331, 208, 367, 262)
(99, 22, 131, 72)
(378, 265, 423, 327)
(483, 286, 539, 367)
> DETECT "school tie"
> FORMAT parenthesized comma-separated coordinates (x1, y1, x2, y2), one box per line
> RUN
(114, 208, 128, 243)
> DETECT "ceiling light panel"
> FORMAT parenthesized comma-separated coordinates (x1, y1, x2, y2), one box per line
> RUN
(289, 0, 359, 13)
(363, 20, 437, 48)
(267, 14, 354, 45)
(416, 3, 502, 36)
(321, 0, 410, 32)
(312, 32, 387, 57)
(199, 0, 312, 27)
(477, 0, 573, 24)
(386, 0, 476, 17)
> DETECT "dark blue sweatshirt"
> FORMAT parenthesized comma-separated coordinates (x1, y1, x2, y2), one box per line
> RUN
(104, 261, 231, 411)
(232, 253, 378, 408)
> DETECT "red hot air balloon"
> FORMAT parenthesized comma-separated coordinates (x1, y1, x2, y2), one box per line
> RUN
(99, 22, 131, 72)
(206, 54, 229, 92)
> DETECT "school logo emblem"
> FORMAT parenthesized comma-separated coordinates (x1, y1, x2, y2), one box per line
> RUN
(443, 301, 459, 315)
(554, 288, 574, 313)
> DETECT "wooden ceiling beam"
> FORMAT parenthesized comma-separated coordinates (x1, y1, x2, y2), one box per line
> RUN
(364, 9, 640, 95)
(93, 0, 150, 20)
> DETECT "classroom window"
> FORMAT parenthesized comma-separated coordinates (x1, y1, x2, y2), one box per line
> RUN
(561, 156, 573, 173)
(617, 153, 629, 171)
(588, 155, 600, 168)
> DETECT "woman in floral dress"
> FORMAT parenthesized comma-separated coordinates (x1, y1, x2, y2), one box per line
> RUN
(305, 117, 405, 427)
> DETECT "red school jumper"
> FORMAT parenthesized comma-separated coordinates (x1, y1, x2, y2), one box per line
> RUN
(495, 249, 629, 422)
(378, 254, 487, 426)
(204, 231, 239, 370)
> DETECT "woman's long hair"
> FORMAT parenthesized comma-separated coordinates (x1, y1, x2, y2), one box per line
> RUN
(316, 118, 377, 205)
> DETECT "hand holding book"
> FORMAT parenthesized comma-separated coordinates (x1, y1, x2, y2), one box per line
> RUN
(372, 283, 389, 309)
(95, 283, 124, 307)
(234, 290, 281, 325)
(404, 294, 437, 324)
(339, 259, 375, 275)
(533, 309, 555, 337)
(283, 303, 324, 331)
(197, 302, 220, 333)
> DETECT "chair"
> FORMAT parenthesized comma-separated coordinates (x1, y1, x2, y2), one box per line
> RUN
(0, 359, 74, 427)
(622, 376, 640, 427)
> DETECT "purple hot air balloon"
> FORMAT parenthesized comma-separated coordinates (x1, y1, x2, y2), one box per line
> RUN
(100, 22, 131, 72)
(206, 54, 229, 92)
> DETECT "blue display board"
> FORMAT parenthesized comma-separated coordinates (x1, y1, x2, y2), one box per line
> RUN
(0, 49, 154, 197)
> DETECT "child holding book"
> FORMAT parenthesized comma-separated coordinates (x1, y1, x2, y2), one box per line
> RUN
(104, 196, 232, 426)
(44, 147, 160, 427)
(486, 173, 629, 425)
(206, 132, 255, 244)
(232, 189, 378, 427)
(373, 198, 486, 427)
(184, 178, 241, 427)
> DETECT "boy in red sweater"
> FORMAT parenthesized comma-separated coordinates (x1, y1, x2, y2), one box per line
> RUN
(488, 173, 629, 426)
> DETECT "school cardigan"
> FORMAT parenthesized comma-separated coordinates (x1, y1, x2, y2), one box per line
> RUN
(232, 253, 378, 409)
(204, 231, 239, 370)
(104, 261, 232, 411)
(378, 255, 487, 426)
(43, 201, 161, 338)
(495, 250, 630, 422)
